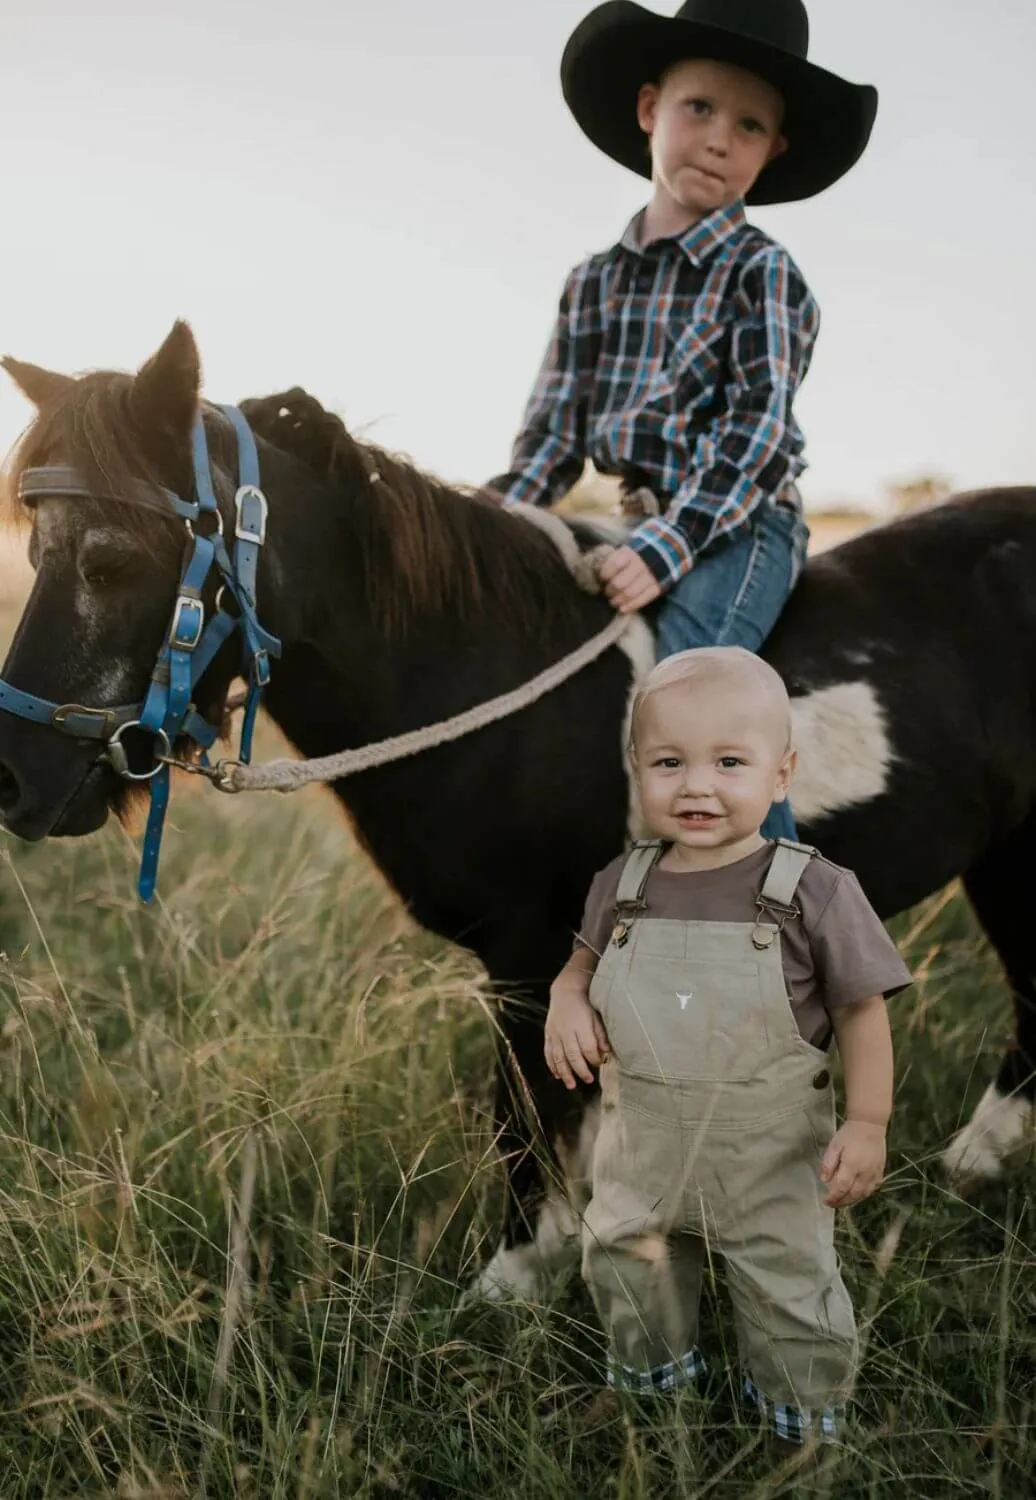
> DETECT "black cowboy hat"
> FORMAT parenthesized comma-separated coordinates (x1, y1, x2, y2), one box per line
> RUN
(560, 0, 878, 204)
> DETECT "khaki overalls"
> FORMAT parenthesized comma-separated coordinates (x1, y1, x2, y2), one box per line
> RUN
(582, 839, 858, 1432)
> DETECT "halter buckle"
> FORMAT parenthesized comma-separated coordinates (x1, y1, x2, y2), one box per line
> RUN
(169, 595, 205, 651)
(105, 721, 171, 781)
(235, 484, 268, 544)
(51, 702, 118, 737)
(250, 648, 270, 687)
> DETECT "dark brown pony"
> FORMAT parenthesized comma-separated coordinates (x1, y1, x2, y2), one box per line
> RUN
(0, 323, 1033, 1297)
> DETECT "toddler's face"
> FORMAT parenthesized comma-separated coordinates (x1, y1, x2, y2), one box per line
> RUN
(633, 677, 794, 857)
(637, 58, 786, 217)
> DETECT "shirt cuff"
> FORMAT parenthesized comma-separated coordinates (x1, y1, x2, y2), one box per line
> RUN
(486, 473, 546, 508)
(825, 970, 913, 1007)
(628, 517, 696, 586)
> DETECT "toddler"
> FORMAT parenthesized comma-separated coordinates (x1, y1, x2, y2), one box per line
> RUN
(545, 648, 911, 1444)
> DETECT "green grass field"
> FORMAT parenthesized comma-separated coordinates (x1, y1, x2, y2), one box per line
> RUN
(0, 768, 1033, 1498)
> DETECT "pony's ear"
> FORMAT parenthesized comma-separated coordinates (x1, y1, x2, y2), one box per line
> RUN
(132, 321, 201, 436)
(0, 356, 74, 408)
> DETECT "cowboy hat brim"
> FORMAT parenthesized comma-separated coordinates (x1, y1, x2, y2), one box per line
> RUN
(561, 1, 878, 204)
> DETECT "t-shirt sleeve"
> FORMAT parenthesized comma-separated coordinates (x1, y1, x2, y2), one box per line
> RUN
(574, 862, 621, 960)
(808, 868, 913, 1008)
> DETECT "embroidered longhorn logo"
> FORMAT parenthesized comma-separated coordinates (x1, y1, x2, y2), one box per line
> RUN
(676, 991, 693, 1011)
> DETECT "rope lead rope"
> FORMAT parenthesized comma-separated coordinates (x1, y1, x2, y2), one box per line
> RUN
(223, 609, 632, 794)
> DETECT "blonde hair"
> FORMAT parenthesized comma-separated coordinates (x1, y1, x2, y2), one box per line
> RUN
(629, 646, 791, 753)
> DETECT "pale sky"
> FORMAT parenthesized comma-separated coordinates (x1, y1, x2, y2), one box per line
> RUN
(1, 0, 1033, 511)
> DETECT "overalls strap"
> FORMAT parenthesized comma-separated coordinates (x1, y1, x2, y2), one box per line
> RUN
(614, 840, 667, 916)
(758, 838, 818, 917)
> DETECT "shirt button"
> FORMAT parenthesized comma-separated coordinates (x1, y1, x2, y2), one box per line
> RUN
(812, 1070, 831, 1090)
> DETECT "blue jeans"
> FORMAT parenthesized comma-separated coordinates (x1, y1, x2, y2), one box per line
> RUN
(654, 501, 810, 842)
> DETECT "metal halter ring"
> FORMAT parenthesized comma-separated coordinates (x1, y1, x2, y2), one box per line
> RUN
(185, 510, 224, 539)
(105, 721, 172, 781)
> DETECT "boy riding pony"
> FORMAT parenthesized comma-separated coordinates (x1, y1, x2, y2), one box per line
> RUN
(488, 0, 877, 839)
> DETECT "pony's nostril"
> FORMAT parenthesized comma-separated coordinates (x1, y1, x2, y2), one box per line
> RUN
(0, 761, 21, 814)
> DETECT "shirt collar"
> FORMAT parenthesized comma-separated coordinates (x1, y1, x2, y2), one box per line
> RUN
(618, 199, 747, 268)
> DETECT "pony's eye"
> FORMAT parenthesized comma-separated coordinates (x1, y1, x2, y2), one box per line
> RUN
(80, 552, 133, 589)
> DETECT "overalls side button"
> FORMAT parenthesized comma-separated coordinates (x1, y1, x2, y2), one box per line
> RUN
(812, 1069, 831, 1089)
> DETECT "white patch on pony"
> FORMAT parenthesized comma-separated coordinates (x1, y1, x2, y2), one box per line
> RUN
(73, 528, 138, 628)
(33, 498, 79, 583)
(475, 1193, 580, 1302)
(88, 661, 136, 702)
(474, 1243, 543, 1302)
(30, 506, 138, 687)
(942, 1083, 1035, 1180)
(33, 498, 73, 542)
(474, 1101, 601, 1301)
(789, 679, 894, 822)
(32, 505, 127, 630)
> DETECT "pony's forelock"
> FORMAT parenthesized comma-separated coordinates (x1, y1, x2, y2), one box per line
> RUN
(1, 370, 183, 548)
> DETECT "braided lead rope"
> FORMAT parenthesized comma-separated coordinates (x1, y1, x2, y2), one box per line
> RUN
(224, 608, 632, 794)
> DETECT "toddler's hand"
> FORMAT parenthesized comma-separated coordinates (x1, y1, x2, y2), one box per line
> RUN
(819, 1121, 887, 1207)
(545, 989, 611, 1089)
(597, 546, 662, 614)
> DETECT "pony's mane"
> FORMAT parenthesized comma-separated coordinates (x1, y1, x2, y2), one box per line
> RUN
(0, 373, 588, 640)
(239, 387, 586, 638)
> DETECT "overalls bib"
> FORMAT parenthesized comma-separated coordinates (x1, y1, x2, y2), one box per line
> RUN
(582, 839, 858, 1434)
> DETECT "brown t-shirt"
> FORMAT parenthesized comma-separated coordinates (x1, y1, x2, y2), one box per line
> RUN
(576, 842, 912, 1048)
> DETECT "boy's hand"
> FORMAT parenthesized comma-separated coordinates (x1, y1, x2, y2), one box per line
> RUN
(597, 546, 662, 613)
(545, 989, 611, 1089)
(819, 1121, 887, 1207)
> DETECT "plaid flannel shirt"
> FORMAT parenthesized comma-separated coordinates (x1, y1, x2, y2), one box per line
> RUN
(489, 201, 820, 589)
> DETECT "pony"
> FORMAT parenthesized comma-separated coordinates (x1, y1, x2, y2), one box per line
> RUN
(0, 323, 1032, 1297)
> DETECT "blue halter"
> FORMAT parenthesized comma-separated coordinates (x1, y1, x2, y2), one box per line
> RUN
(0, 405, 281, 902)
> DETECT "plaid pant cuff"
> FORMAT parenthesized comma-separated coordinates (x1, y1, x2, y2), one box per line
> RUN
(606, 1347, 708, 1393)
(743, 1375, 844, 1444)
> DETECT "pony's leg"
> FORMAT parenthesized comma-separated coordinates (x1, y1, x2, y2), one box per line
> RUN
(474, 999, 598, 1300)
(471, 924, 599, 1300)
(943, 817, 1036, 1179)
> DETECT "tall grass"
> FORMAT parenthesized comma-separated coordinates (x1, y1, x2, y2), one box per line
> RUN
(0, 780, 1032, 1499)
